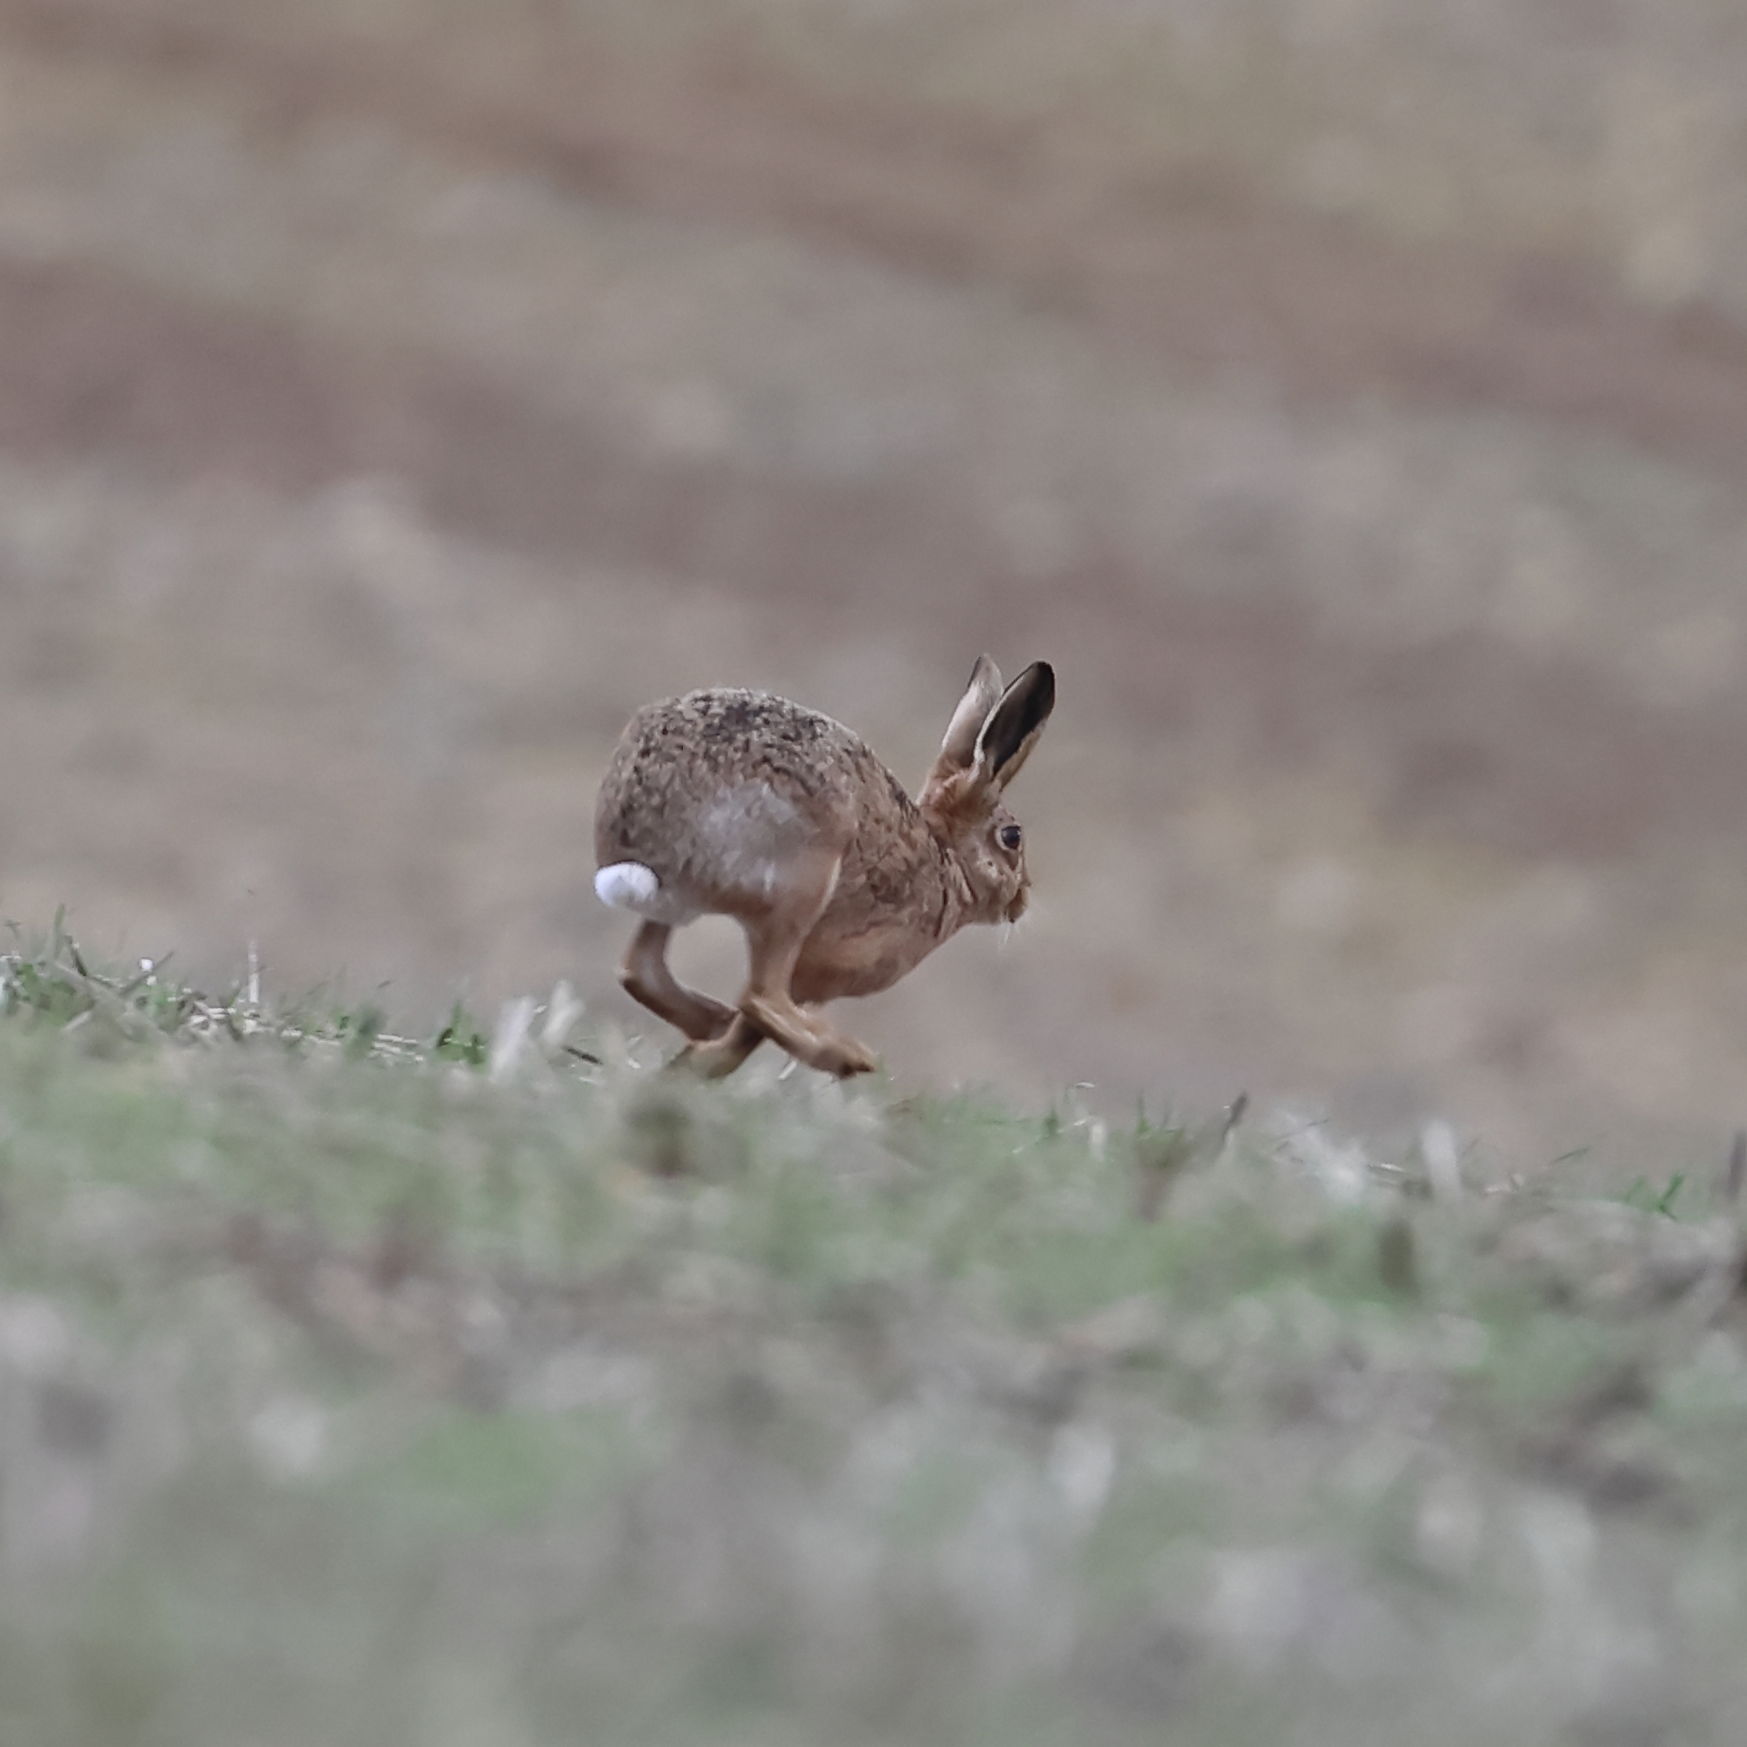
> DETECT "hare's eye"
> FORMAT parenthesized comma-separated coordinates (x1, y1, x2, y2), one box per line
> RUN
(998, 824, 1023, 852)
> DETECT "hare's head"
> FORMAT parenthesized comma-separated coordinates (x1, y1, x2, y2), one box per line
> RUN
(919, 656, 1056, 925)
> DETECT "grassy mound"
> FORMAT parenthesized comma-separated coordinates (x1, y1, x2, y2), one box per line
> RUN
(0, 922, 1744, 1746)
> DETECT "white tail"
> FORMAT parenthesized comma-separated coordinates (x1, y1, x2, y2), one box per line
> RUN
(595, 861, 661, 913)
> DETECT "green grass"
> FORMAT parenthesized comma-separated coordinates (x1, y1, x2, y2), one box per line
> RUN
(2, 922, 1747, 1745)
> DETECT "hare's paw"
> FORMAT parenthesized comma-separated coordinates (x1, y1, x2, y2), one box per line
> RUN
(813, 1031, 879, 1079)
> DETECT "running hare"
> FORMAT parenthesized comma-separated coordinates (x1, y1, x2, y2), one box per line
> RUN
(594, 656, 1055, 1078)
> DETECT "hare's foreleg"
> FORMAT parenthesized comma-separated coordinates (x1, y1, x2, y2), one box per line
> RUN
(732, 853, 878, 1079)
(674, 1004, 856, 1080)
(618, 920, 736, 1042)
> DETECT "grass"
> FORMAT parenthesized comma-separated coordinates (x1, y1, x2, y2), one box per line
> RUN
(2, 922, 1747, 1744)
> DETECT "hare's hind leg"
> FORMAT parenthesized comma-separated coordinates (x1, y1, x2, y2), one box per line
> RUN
(670, 1011, 766, 1080)
(619, 921, 736, 1042)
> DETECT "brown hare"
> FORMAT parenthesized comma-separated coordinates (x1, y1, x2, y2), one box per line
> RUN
(593, 656, 1055, 1079)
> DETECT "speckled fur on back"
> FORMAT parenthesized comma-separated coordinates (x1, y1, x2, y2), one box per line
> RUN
(596, 689, 886, 895)
(593, 658, 1055, 1078)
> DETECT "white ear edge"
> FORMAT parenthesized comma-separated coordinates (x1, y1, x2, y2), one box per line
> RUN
(935, 655, 1005, 774)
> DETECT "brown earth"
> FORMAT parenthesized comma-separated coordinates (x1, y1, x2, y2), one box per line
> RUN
(4, 0, 1747, 1170)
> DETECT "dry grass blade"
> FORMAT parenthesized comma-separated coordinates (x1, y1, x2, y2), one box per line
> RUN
(1133, 1093, 1247, 1222)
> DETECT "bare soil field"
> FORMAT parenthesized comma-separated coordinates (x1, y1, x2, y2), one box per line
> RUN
(4, 0, 1747, 1166)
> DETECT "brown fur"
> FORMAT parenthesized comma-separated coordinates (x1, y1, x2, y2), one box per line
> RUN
(593, 656, 1055, 1078)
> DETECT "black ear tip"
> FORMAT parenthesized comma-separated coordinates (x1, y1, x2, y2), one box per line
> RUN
(1030, 661, 1056, 708)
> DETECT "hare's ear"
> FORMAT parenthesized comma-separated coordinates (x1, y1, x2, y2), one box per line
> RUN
(974, 661, 1054, 792)
(927, 655, 1005, 785)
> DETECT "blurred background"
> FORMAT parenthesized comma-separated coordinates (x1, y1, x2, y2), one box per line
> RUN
(4, 0, 1747, 1168)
